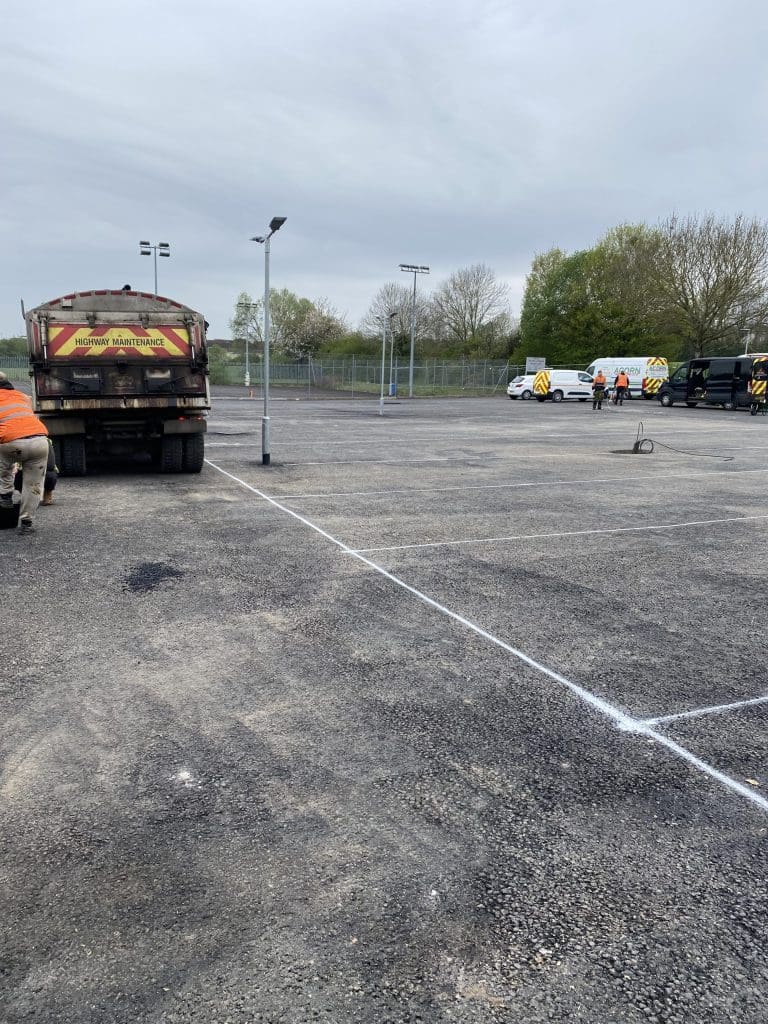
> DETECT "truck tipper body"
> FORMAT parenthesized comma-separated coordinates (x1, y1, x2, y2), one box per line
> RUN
(25, 289, 210, 475)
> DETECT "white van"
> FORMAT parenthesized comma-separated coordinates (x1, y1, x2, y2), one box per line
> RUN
(584, 357, 668, 399)
(533, 369, 594, 402)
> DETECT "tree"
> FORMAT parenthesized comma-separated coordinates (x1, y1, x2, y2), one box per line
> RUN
(229, 291, 263, 348)
(0, 337, 27, 357)
(361, 282, 431, 355)
(645, 213, 768, 358)
(518, 229, 681, 364)
(430, 264, 511, 356)
(230, 290, 347, 362)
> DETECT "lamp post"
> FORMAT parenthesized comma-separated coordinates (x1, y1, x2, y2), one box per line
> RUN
(236, 301, 259, 390)
(399, 263, 429, 398)
(378, 312, 397, 415)
(139, 241, 170, 294)
(250, 217, 287, 465)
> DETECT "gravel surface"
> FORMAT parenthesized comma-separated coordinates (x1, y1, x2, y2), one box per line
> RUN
(2, 393, 768, 1022)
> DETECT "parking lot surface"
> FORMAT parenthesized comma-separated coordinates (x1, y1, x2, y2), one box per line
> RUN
(3, 391, 768, 1023)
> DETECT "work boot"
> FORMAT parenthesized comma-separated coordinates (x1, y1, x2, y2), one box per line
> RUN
(42, 490, 54, 506)
(18, 517, 34, 533)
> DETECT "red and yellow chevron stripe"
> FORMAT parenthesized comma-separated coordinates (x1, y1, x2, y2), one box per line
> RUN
(48, 323, 190, 358)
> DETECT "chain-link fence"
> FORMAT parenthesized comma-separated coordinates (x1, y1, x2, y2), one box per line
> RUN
(0, 355, 29, 381)
(3, 352, 605, 396)
(212, 358, 538, 395)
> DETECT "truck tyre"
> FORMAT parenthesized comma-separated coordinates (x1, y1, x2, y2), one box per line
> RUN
(182, 434, 205, 473)
(750, 402, 759, 416)
(159, 435, 183, 473)
(521, 389, 532, 400)
(659, 393, 673, 407)
(551, 390, 564, 403)
(61, 436, 87, 476)
(723, 401, 735, 411)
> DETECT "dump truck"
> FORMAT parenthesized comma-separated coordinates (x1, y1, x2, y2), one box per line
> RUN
(24, 289, 210, 475)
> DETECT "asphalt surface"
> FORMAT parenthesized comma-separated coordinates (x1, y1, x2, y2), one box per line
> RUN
(2, 389, 768, 1023)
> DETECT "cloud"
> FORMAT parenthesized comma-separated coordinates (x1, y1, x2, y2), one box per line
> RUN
(2, 0, 767, 337)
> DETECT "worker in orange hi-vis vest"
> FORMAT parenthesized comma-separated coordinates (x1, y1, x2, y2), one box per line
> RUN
(592, 370, 607, 410)
(613, 369, 630, 406)
(0, 373, 49, 534)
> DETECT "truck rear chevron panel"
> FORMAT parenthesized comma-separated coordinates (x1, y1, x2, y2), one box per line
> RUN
(47, 324, 190, 358)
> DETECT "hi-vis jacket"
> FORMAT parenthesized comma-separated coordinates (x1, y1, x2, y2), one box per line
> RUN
(614, 372, 630, 389)
(0, 388, 48, 444)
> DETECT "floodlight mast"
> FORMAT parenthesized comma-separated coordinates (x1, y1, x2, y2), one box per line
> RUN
(250, 217, 287, 465)
(139, 240, 171, 294)
(399, 263, 429, 397)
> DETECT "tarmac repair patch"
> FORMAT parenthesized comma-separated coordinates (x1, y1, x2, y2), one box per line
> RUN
(122, 561, 184, 593)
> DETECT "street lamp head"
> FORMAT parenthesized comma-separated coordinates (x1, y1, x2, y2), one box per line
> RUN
(250, 236, 265, 244)
(269, 216, 287, 233)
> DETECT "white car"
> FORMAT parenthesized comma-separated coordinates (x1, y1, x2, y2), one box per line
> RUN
(507, 373, 539, 399)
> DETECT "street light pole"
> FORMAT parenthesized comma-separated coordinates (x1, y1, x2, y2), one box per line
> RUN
(139, 241, 170, 294)
(236, 301, 258, 390)
(378, 312, 397, 413)
(399, 263, 429, 398)
(250, 217, 287, 465)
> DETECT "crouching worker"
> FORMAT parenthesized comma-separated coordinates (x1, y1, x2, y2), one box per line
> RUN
(13, 439, 58, 505)
(0, 372, 50, 533)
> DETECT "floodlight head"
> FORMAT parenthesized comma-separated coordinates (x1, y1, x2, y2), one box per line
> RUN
(139, 240, 150, 246)
(140, 249, 151, 256)
(269, 216, 287, 232)
(158, 242, 170, 248)
(159, 251, 170, 257)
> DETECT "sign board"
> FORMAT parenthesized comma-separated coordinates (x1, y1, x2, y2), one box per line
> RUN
(47, 323, 191, 359)
(525, 357, 546, 374)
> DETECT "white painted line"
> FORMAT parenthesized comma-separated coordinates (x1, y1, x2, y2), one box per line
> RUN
(206, 447, 489, 465)
(273, 466, 768, 501)
(352, 513, 768, 554)
(640, 694, 768, 727)
(205, 456, 768, 815)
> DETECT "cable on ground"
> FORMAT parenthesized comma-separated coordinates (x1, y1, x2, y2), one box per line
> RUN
(630, 421, 735, 461)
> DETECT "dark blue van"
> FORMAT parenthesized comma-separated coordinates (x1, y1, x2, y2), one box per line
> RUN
(658, 356, 767, 410)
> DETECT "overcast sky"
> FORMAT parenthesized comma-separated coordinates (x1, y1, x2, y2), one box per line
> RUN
(2, 0, 767, 338)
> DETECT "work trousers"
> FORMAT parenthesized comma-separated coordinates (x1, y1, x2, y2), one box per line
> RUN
(0, 435, 49, 522)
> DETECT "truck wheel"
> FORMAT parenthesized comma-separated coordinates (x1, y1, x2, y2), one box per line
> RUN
(723, 401, 735, 411)
(159, 436, 183, 473)
(182, 434, 205, 473)
(521, 389, 532, 400)
(750, 403, 759, 416)
(61, 436, 87, 477)
(551, 390, 564, 403)
(659, 394, 673, 407)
